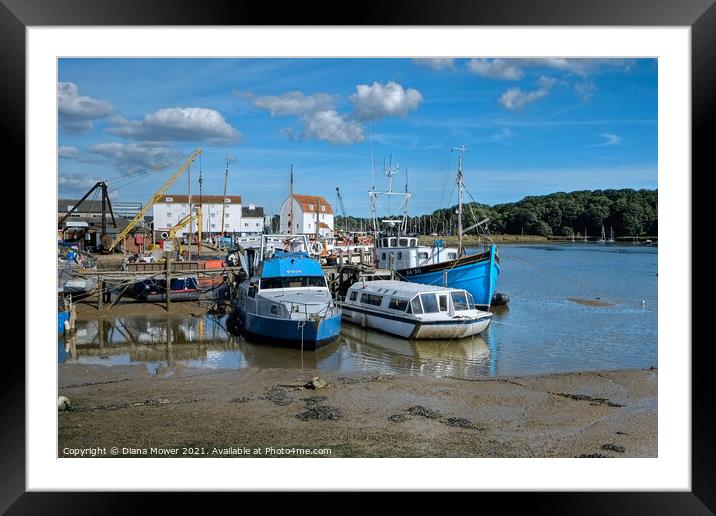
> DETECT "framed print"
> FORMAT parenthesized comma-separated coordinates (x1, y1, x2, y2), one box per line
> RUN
(4, 0, 711, 511)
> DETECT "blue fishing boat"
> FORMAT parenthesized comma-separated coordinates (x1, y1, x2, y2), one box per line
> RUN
(371, 145, 501, 309)
(232, 237, 341, 350)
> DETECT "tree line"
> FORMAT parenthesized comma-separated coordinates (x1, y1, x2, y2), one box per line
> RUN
(334, 188, 658, 238)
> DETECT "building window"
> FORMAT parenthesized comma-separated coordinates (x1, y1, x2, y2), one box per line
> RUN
(225, 224, 230, 229)
(166, 212, 172, 217)
(321, 206, 326, 212)
(211, 224, 216, 228)
(165, 197, 173, 202)
(308, 204, 314, 210)
(244, 223, 248, 227)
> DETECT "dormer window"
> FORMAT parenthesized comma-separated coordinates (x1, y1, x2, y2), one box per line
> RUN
(308, 204, 314, 210)
(165, 197, 173, 202)
(321, 206, 326, 212)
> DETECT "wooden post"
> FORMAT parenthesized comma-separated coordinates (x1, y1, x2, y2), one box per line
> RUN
(165, 255, 172, 311)
(97, 278, 103, 311)
(347, 249, 353, 265)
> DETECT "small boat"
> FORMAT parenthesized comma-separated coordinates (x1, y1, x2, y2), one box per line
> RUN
(131, 276, 202, 302)
(338, 280, 492, 339)
(231, 238, 341, 350)
(607, 226, 615, 244)
(597, 225, 607, 244)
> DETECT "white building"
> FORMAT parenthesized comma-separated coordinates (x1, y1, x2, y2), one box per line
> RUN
(279, 194, 334, 237)
(152, 194, 242, 238)
(240, 204, 265, 235)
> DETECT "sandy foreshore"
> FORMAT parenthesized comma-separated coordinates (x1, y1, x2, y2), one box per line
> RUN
(58, 364, 656, 458)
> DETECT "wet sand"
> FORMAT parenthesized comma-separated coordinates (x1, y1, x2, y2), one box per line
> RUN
(58, 364, 657, 458)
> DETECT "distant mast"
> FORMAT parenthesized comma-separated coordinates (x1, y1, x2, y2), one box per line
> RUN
(289, 165, 294, 234)
(452, 144, 468, 257)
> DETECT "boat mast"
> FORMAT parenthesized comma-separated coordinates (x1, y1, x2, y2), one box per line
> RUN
(452, 144, 468, 256)
(220, 161, 229, 237)
(289, 165, 294, 234)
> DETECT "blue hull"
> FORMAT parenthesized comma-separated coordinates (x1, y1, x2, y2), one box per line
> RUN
(236, 310, 341, 350)
(399, 244, 500, 308)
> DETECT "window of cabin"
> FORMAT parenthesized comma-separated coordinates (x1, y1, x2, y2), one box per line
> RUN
(418, 252, 429, 260)
(438, 294, 448, 312)
(448, 252, 458, 260)
(397, 252, 403, 260)
(360, 293, 383, 306)
(420, 293, 440, 313)
(389, 238, 396, 247)
(410, 297, 423, 314)
(381, 253, 386, 260)
(451, 291, 469, 311)
(388, 297, 409, 311)
(399, 238, 408, 247)
(410, 239, 418, 247)
(349, 291, 358, 301)
(466, 292, 476, 309)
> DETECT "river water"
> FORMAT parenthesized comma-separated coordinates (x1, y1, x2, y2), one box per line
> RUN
(59, 243, 658, 378)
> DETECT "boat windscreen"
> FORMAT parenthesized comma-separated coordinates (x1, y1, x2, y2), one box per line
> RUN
(466, 292, 476, 309)
(420, 293, 440, 313)
(260, 276, 326, 289)
(451, 291, 469, 311)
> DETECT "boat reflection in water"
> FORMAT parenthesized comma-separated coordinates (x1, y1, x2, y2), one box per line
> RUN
(59, 314, 493, 378)
(339, 323, 492, 378)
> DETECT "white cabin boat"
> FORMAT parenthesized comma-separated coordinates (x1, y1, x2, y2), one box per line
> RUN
(338, 280, 492, 340)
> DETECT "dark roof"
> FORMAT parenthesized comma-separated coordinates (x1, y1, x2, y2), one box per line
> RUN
(242, 206, 265, 217)
(58, 198, 107, 213)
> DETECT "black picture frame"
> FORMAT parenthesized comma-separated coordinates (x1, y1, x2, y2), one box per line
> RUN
(4, 0, 710, 512)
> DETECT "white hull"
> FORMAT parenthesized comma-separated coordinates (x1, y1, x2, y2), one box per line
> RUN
(341, 304, 491, 340)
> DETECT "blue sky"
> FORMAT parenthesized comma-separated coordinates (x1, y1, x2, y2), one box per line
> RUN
(58, 58, 657, 217)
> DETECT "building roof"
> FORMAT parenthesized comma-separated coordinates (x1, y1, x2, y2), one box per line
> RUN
(58, 199, 108, 213)
(156, 194, 242, 204)
(290, 194, 334, 214)
(242, 206, 265, 217)
(318, 221, 332, 229)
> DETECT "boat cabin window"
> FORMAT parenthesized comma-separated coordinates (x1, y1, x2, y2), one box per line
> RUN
(410, 297, 423, 314)
(399, 238, 408, 247)
(410, 239, 418, 247)
(269, 304, 281, 316)
(381, 238, 389, 247)
(260, 276, 326, 289)
(418, 252, 429, 260)
(466, 292, 476, 309)
(451, 291, 470, 311)
(349, 291, 358, 301)
(381, 253, 387, 260)
(447, 252, 458, 260)
(389, 238, 397, 247)
(360, 293, 383, 306)
(248, 286, 257, 298)
(388, 297, 409, 312)
(420, 293, 440, 313)
(438, 294, 448, 312)
(397, 252, 403, 260)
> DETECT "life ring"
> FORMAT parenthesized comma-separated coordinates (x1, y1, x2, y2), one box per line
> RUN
(227, 253, 239, 267)
(160, 231, 169, 239)
(310, 241, 324, 255)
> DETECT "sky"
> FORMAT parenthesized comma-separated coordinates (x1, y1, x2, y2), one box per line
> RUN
(58, 58, 657, 217)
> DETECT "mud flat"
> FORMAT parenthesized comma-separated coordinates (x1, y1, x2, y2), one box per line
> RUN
(58, 365, 657, 458)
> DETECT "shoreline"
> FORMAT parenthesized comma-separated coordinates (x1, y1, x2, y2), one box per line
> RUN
(58, 364, 657, 458)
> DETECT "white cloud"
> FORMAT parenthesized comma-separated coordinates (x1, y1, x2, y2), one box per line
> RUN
(58, 82, 112, 132)
(58, 172, 103, 197)
(301, 110, 364, 145)
(600, 133, 621, 146)
(251, 91, 337, 116)
(58, 145, 79, 159)
(107, 107, 241, 144)
(413, 58, 456, 71)
(466, 59, 524, 80)
(88, 142, 184, 175)
(349, 81, 423, 121)
(499, 76, 556, 111)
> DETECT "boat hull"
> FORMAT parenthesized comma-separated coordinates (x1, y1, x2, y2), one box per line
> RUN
(340, 303, 492, 340)
(234, 309, 342, 350)
(398, 244, 500, 309)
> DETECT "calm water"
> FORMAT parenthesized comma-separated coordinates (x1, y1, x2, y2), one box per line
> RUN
(59, 243, 658, 378)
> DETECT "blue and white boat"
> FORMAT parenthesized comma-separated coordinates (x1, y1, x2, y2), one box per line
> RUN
(371, 145, 501, 309)
(232, 236, 341, 350)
